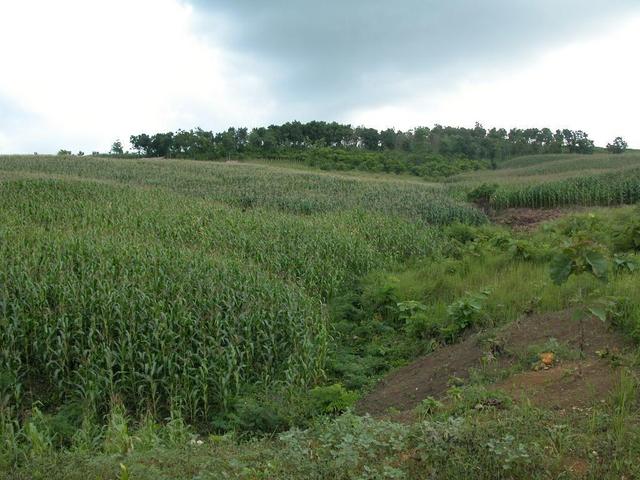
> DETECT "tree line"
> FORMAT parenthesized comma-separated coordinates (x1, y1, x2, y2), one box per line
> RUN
(128, 122, 597, 161)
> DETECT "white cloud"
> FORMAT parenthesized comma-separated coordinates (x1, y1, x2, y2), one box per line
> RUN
(0, 0, 273, 153)
(1, 1, 638, 153)
(350, 15, 640, 147)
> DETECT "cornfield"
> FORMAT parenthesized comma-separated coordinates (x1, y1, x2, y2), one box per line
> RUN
(0, 156, 483, 423)
(490, 168, 640, 209)
(0, 155, 487, 226)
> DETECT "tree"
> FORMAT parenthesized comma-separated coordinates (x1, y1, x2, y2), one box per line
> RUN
(379, 128, 398, 150)
(130, 134, 151, 155)
(356, 127, 380, 150)
(57, 149, 71, 156)
(111, 140, 124, 155)
(563, 129, 594, 154)
(606, 137, 628, 154)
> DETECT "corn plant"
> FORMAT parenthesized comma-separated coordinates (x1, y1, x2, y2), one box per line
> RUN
(491, 168, 640, 209)
(0, 155, 479, 426)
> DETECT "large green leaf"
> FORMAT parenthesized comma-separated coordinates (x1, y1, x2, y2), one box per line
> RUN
(585, 250, 608, 281)
(588, 306, 607, 322)
(550, 253, 573, 285)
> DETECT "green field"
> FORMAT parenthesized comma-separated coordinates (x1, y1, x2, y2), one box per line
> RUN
(2, 153, 640, 479)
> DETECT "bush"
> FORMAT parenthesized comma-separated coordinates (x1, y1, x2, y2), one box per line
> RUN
(467, 183, 498, 204)
(613, 216, 640, 252)
(398, 300, 442, 339)
(441, 290, 490, 341)
(230, 398, 290, 435)
(308, 384, 358, 415)
(447, 223, 479, 244)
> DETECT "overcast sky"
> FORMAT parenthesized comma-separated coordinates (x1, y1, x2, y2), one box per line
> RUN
(1, 0, 639, 153)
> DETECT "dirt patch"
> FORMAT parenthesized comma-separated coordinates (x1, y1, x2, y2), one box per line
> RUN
(357, 310, 629, 416)
(563, 456, 590, 478)
(490, 207, 576, 231)
(498, 360, 619, 410)
(502, 310, 625, 354)
(356, 333, 483, 416)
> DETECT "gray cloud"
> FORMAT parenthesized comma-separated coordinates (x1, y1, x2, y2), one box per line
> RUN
(189, 0, 639, 121)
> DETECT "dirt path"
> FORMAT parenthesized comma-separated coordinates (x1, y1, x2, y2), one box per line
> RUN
(357, 310, 629, 416)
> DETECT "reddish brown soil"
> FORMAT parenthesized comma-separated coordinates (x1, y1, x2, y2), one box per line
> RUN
(356, 333, 483, 416)
(490, 207, 577, 231)
(497, 360, 618, 410)
(357, 310, 629, 416)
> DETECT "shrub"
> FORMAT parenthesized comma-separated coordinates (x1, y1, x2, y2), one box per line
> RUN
(612, 216, 640, 252)
(229, 398, 290, 435)
(467, 183, 498, 204)
(447, 223, 479, 244)
(441, 290, 490, 341)
(308, 384, 358, 415)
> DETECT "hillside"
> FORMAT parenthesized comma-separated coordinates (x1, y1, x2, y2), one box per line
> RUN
(2, 153, 640, 479)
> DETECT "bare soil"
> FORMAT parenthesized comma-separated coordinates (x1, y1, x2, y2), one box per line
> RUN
(490, 207, 577, 231)
(497, 359, 618, 410)
(357, 310, 629, 416)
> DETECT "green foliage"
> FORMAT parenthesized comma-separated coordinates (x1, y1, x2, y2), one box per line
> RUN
(23, 408, 54, 458)
(490, 168, 640, 209)
(613, 253, 638, 273)
(549, 236, 609, 285)
(229, 398, 290, 435)
(103, 404, 133, 455)
(308, 384, 358, 415)
(442, 290, 490, 341)
(467, 182, 498, 203)
(110, 140, 124, 155)
(129, 122, 596, 165)
(612, 214, 640, 252)
(485, 435, 531, 472)
(397, 300, 442, 339)
(0, 162, 478, 424)
(507, 239, 538, 261)
(446, 222, 479, 244)
(0, 155, 486, 226)
(416, 396, 444, 418)
(406, 312, 443, 340)
(606, 137, 628, 154)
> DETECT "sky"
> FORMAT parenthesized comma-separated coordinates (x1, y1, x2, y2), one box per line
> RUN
(0, 0, 639, 153)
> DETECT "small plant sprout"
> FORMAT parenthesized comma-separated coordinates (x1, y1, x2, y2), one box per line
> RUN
(549, 234, 610, 363)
